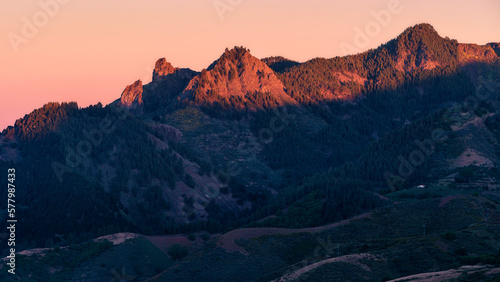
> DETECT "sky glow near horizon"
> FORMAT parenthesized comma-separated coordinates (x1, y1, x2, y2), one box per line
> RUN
(1, 0, 499, 130)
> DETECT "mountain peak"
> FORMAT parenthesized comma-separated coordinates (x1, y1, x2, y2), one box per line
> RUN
(207, 46, 251, 71)
(119, 80, 143, 109)
(153, 58, 179, 82)
(405, 23, 437, 34)
(388, 23, 458, 71)
(181, 46, 297, 110)
(395, 23, 446, 49)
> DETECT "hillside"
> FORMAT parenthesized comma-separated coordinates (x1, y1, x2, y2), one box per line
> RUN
(1, 23, 499, 281)
(3, 193, 499, 281)
(0, 103, 246, 249)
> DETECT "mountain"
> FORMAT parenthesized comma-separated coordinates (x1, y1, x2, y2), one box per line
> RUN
(1, 23, 500, 281)
(116, 47, 301, 116)
(273, 23, 499, 105)
(180, 46, 298, 113)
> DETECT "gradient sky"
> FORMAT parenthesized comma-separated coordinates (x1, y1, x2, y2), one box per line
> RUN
(1, 0, 499, 130)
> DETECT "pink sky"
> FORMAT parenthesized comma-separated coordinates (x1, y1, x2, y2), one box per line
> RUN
(1, 0, 499, 130)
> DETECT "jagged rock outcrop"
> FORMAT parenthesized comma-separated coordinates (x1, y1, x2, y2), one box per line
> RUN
(150, 58, 198, 87)
(144, 58, 199, 111)
(119, 80, 143, 109)
(152, 58, 178, 83)
(113, 59, 197, 112)
(180, 47, 297, 110)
